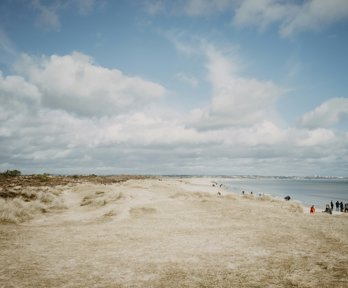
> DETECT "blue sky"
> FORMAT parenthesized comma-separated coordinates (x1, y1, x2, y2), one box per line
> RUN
(0, 0, 348, 176)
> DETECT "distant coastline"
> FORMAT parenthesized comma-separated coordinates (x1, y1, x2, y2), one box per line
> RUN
(162, 174, 348, 180)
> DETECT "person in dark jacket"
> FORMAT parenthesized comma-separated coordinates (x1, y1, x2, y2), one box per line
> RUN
(330, 201, 334, 211)
(340, 202, 344, 212)
(336, 201, 340, 211)
(323, 204, 332, 214)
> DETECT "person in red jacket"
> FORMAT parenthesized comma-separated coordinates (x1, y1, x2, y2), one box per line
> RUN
(310, 205, 315, 214)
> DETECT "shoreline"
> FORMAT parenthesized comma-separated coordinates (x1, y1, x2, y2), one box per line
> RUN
(216, 176, 348, 212)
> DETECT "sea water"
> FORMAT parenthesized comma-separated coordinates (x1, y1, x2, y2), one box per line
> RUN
(221, 177, 348, 209)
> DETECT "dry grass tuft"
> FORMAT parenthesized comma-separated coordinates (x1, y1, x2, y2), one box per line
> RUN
(103, 210, 117, 217)
(170, 191, 190, 199)
(0, 198, 45, 223)
(0, 187, 67, 223)
(80, 196, 107, 207)
(285, 201, 304, 213)
(129, 206, 157, 217)
(80, 191, 124, 207)
(0, 174, 150, 188)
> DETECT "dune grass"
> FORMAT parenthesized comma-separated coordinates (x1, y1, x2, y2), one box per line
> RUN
(0, 188, 66, 223)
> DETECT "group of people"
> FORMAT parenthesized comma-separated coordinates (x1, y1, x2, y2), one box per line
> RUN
(332, 200, 348, 212)
(310, 200, 348, 214)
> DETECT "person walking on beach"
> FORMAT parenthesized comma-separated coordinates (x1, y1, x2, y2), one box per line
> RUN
(310, 205, 315, 214)
(336, 201, 340, 211)
(340, 202, 344, 212)
(330, 201, 334, 211)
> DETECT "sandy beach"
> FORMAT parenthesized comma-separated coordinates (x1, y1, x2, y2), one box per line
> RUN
(1, 176, 347, 287)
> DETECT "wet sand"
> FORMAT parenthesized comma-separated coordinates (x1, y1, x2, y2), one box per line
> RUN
(1, 177, 347, 287)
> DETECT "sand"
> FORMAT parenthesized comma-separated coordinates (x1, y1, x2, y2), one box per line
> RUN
(0, 176, 347, 287)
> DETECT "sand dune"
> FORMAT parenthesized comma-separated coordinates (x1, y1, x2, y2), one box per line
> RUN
(1, 176, 347, 287)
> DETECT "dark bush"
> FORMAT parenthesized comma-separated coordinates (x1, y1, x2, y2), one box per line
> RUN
(0, 170, 21, 177)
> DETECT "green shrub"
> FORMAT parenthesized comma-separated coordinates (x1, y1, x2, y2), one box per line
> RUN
(34, 174, 50, 182)
(0, 169, 21, 177)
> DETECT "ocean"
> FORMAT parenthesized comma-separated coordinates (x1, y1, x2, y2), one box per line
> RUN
(220, 177, 348, 209)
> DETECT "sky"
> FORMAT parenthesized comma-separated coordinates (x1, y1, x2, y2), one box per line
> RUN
(0, 0, 348, 176)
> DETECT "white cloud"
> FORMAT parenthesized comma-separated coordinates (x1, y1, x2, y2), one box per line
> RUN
(296, 128, 336, 147)
(231, 121, 287, 146)
(280, 0, 348, 37)
(233, 0, 298, 31)
(189, 44, 282, 129)
(233, 0, 348, 37)
(0, 72, 40, 104)
(13, 52, 167, 117)
(298, 97, 348, 129)
(0, 72, 41, 123)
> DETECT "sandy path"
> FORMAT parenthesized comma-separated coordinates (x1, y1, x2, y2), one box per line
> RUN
(1, 177, 348, 287)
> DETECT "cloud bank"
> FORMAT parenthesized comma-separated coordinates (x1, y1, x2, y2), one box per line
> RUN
(189, 44, 282, 129)
(12, 52, 166, 117)
(1, 49, 347, 175)
(298, 98, 348, 129)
